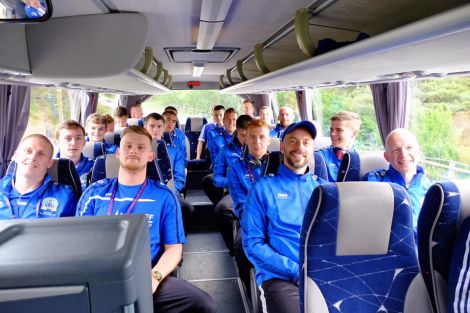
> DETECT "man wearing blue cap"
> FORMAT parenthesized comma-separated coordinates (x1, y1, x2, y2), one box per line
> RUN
(242, 121, 327, 313)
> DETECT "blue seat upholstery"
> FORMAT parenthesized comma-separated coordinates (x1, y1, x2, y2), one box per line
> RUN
(7, 159, 82, 198)
(153, 139, 174, 190)
(337, 151, 389, 182)
(417, 180, 470, 313)
(104, 131, 122, 147)
(90, 154, 160, 184)
(82, 142, 105, 160)
(300, 182, 431, 313)
(263, 151, 328, 180)
(184, 117, 207, 160)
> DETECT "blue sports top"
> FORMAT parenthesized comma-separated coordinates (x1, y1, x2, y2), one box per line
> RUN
(227, 153, 267, 219)
(77, 178, 186, 265)
(206, 126, 233, 165)
(198, 122, 217, 142)
(243, 163, 327, 286)
(213, 136, 244, 189)
(0, 173, 78, 219)
(317, 145, 355, 182)
(270, 124, 284, 138)
(363, 164, 431, 230)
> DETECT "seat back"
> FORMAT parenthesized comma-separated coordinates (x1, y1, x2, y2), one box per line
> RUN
(90, 154, 160, 184)
(337, 150, 389, 182)
(300, 182, 431, 313)
(153, 139, 174, 190)
(7, 159, 82, 197)
(127, 118, 144, 127)
(263, 151, 328, 181)
(417, 180, 470, 313)
(314, 136, 331, 151)
(82, 142, 105, 160)
(104, 131, 122, 146)
(267, 137, 280, 152)
(184, 117, 207, 160)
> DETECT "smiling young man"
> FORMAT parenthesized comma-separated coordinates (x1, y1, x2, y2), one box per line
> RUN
(243, 121, 327, 313)
(0, 134, 78, 219)
(196, 105, 225, 160)
(85, 113, 117, 154)
(364, 128, 431, 230)
(317, 111, 361, 181)
(77, 126, 215, 313)
(55, 120, 94, 190)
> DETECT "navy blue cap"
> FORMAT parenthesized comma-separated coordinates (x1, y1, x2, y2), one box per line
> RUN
(281, 121, 317, 141)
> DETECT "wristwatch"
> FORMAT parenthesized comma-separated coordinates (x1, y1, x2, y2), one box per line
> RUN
(152, 270, 163, 282)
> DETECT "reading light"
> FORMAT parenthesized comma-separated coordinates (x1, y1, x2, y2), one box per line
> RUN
(193, 63, 205, 77)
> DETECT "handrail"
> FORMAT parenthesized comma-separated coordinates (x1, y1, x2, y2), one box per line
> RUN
(236, 60, 248, 81)
(254, 44, 270, 74)
(295, 9, 316, 58)
(140, 47, 153, 75)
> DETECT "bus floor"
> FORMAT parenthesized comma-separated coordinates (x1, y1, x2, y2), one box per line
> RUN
(178, 189, 251, 313)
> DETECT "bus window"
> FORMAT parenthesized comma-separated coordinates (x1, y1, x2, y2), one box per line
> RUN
(409, 76, 470, 180)
(24, 86, 73, 139)
(275, 91, 300, 122)
(316, 85, 382, 151)
(142, 90, 243, 123)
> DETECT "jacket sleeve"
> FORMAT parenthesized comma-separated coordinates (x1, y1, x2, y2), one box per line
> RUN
(213, 150, 228, 188)
(227, 163, 245, 219)
(59, 187, 79, 217)
(242, 184, 300, 283)
(172, 147, 186, 193)
(76, 186, 96, 216)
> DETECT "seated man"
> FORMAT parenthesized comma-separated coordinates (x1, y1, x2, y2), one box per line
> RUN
(85, 113, 117, 154)
(317, 111, 361, 181)
(104, 114, 114, 133)
(162, 109, 187, 161)
(213, 114, 252, 250)
(259, 105, 274, 125)
(77, 126, 216, 313)
(242, 99, 255, 117)
(363, 128, 431, 231)
(113, 106, 128, 128)
(0, 134, 78, 219)
(54, 120, 94, 190)
(145, 113, 194, 234)
(129, 101, 144, 119)
(271, 106, 294, 138)
(202, 108, 238, 205)
(227, 119, 272, 294)
(196, 105, 225, 160)
(243, 121, 327, 313)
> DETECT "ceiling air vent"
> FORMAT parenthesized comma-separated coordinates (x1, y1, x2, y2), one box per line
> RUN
(164, 47, 239, 63)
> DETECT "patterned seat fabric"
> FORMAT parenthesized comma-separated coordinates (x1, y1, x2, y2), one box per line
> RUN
(417, 180, 470, 313)
(300, 182, 430, 313)
(184, 116, 207, 160)
(337, 151, 388, 182)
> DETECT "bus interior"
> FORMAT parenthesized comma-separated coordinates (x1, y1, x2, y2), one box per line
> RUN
(1, 0, 470, 312)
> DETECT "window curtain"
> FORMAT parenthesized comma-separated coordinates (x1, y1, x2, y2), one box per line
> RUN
(119, 94, 152, 110)
(0, 85, 31, 177)
(69, 91, 99, 126)
(370, 81, 409, 145)
(295, 89, 314, 121)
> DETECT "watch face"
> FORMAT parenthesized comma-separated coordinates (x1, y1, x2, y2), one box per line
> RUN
(153, 270, 162, 281)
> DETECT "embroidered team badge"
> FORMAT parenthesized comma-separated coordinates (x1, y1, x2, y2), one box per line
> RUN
(41, 197, 59, 212)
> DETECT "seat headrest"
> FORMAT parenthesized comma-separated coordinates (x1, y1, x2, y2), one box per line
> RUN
(185, 117, 207, 132)
(104, 132, 121, 146)
(338, 151, 389, 182)
(127, 118, 144, 127)
(267, 137, 280, 152)
(313, 136, 331, 151)
(82, 142, 105, 160)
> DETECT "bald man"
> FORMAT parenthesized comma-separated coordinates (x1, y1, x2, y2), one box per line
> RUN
(364, 128, 431, 230)
(0, 134, 78, 219)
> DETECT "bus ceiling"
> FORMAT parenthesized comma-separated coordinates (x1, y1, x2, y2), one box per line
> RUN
(0, 1, 469, 95)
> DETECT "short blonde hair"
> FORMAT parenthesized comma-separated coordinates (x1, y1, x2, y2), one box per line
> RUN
(120, 126, 153, 145)
(331, 111, 361, 130)
(86, 113, 107, 126)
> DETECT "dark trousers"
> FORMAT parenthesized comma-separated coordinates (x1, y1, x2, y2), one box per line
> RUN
(177, 194, 194, 234)
(153, 276, 216, 313)
(214, 194, 236, 251)
(260, 279, 299, 313)
(202, 174, 224, 205)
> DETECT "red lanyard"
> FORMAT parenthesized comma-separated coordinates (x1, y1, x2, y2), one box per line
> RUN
(107, 179, 148, 215)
